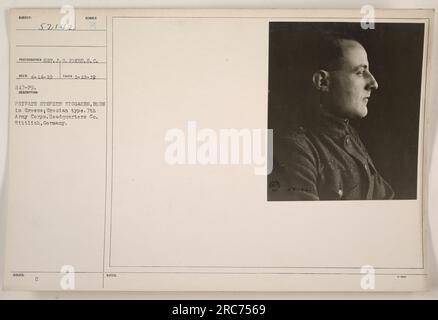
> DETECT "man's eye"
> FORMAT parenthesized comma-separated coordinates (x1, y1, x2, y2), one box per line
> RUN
(356, 70, 365, 75)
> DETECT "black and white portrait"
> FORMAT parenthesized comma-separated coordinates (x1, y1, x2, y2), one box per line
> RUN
(267, 22, 425, 201)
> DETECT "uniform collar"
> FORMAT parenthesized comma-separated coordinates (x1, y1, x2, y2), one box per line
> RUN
(314, 107, 352, 140)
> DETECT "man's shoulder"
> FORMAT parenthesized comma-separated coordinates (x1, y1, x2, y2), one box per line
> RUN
(282, 124, 314, 143)
(273, 124, 320, 171)
(279, 124, 318, 154)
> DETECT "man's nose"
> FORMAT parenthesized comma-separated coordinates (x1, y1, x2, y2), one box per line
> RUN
(367, 72, 378, 90)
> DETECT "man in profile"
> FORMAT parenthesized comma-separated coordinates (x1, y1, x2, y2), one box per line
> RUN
(268, 33, 394, 200)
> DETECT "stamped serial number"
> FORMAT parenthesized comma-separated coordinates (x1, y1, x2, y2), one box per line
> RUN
(216, 304, 266, 315)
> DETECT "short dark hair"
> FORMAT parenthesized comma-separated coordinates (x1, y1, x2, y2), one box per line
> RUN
(317, 32, 363, 71)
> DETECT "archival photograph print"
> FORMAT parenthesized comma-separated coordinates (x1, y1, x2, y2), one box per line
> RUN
(267, 22, 425, 201)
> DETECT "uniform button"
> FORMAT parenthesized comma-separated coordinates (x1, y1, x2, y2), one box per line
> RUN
(345, 136, 351, 144)
(338, 189, 343, 197)
(364, 163, 369, 170)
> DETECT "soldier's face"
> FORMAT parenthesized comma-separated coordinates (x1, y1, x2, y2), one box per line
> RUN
(327, 40, 378, 119)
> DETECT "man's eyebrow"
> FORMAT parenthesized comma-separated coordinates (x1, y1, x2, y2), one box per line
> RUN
(354, 64, 368, 70)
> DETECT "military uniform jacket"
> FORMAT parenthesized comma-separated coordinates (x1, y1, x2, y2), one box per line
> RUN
(269, 111, 395, 200)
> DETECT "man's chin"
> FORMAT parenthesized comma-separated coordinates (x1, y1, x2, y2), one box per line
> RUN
(354, 105, 368, 119)
(327, 104, 367, 119)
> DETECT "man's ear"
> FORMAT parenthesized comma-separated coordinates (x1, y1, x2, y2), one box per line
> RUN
(312, 70, 330, 92)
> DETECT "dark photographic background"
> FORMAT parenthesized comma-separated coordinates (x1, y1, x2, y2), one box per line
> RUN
(268, 22, 425, 200)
